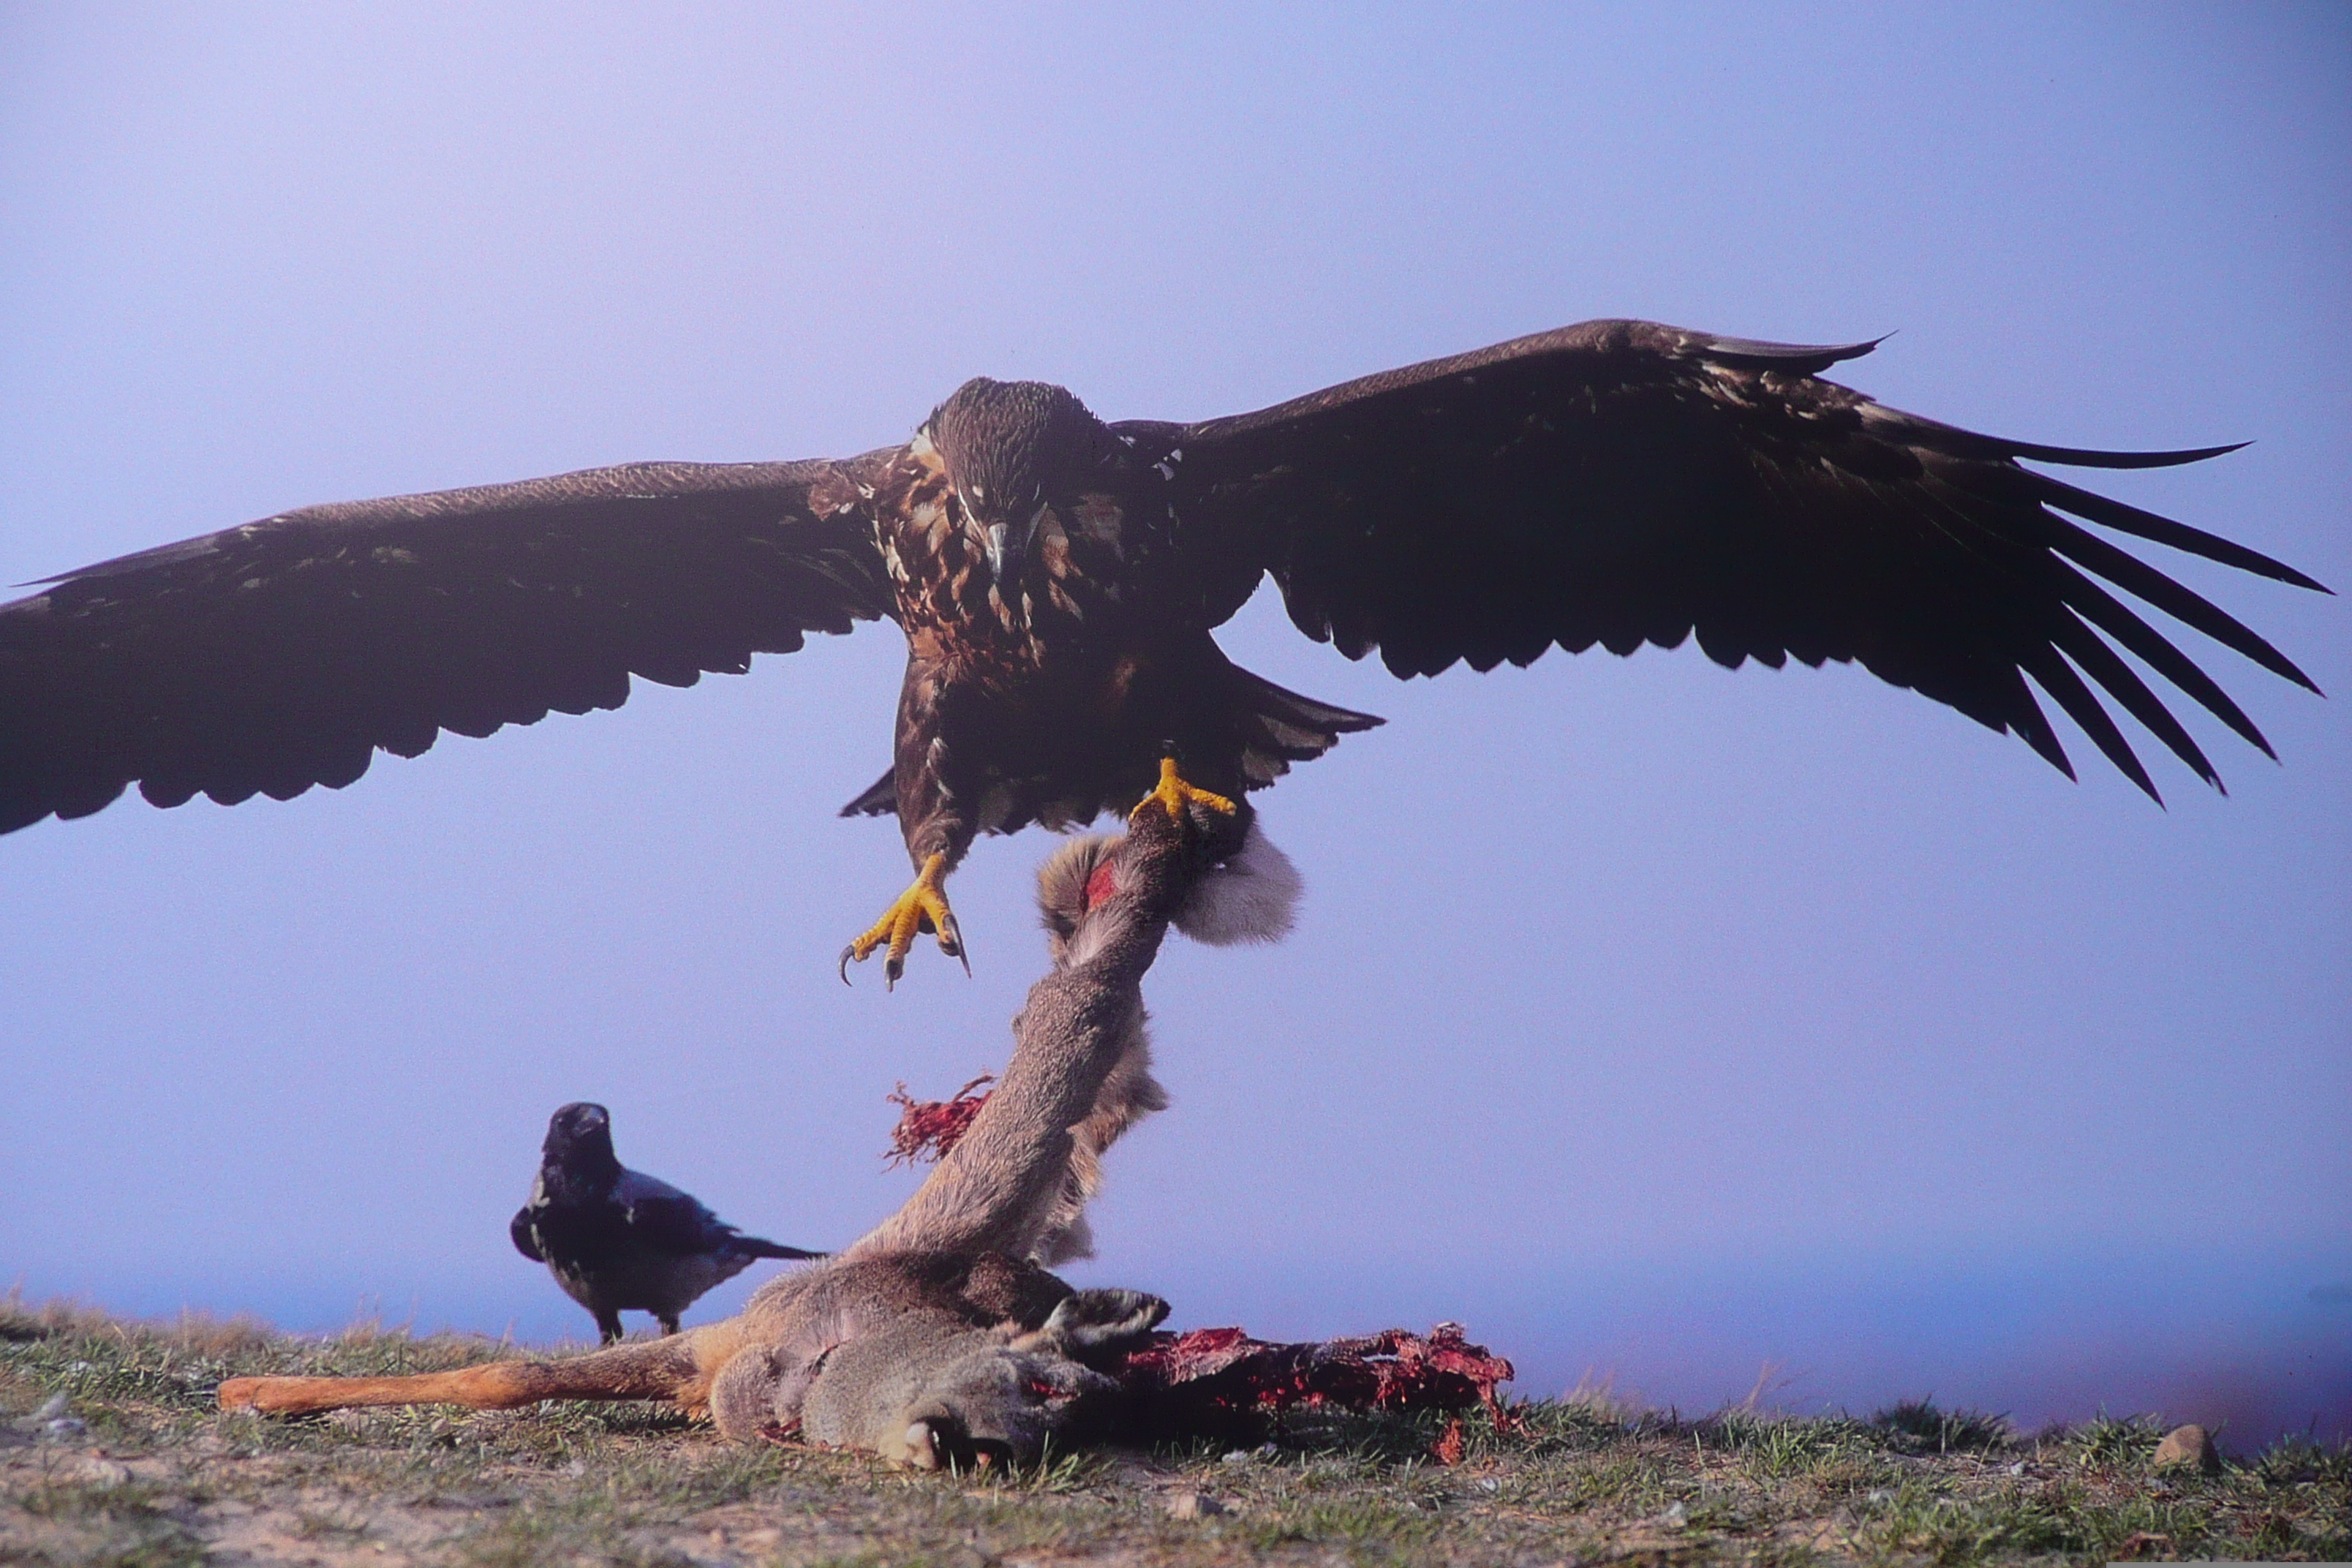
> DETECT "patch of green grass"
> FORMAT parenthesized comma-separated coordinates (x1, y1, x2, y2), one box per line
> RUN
(1230, 1493, 1450, 1559)
(2250, 1433, 2352, 1487)
(1871, 1397, 2017, 1455)
(2064, 1411, 2168, 1471)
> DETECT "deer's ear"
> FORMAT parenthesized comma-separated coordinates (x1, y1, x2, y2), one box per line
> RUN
(1017, 1288, 1169, 1357)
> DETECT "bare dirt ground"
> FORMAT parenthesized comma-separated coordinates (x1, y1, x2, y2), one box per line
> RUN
(4, 1294, 2345, 1567)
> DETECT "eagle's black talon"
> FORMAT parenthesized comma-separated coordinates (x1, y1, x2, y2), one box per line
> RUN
(843, 852, 962, 989)
(837, 946, 859, 985)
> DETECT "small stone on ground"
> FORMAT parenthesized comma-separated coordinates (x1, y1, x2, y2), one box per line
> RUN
(2152, 1422, 2221, 1474)
(1163, 1490, 1226, 1519)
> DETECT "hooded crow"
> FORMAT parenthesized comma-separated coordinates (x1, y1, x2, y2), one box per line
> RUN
(510, 1101, 822, 1342)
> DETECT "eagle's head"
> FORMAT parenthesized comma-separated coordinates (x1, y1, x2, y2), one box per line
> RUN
(926, 378, 1117, 583)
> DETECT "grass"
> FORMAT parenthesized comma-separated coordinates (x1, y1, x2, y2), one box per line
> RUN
(3, 1291, 2345, 1565)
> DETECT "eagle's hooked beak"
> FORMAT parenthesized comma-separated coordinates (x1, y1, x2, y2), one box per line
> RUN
(979, 500, 1050, 581)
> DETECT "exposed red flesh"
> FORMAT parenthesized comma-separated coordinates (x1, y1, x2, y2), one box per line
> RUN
(1117, 1321, 1517, 1439)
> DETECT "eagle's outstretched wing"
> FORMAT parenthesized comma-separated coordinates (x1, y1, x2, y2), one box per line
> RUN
(1163, 319, 2326, 799)
(0, 456, 897, 833)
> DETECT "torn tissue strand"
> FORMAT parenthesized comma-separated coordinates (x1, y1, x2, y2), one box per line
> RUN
(884, 1075, 995, 1165)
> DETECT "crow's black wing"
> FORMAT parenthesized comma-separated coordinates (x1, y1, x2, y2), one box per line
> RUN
(622, 1194, 736, 1258)
(619, 1173, 817, 1262)
(1, 452, 899, 833)
(609, 1169, 734, 1257)
(1164, 319, 2326, 799)
(509, 1206, 546, 1263)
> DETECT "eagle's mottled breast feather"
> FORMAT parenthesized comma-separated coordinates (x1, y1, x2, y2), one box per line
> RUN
(872, 439, 1168, 699)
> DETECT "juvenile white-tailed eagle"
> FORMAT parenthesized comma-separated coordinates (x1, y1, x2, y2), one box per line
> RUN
(0, 320, 2326, 981)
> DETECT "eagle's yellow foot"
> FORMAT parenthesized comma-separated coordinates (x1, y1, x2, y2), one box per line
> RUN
(839, 853, 968, 990)
(1131, 756, 1238, 824)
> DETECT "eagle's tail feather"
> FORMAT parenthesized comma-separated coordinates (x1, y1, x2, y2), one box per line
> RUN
(838, 766, 898, 819)
(837, 667, 1379, 829)
(1228, 665, 1384, 790)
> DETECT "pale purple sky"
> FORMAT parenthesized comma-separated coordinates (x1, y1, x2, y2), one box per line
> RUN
(2, 6, 2345, 1440)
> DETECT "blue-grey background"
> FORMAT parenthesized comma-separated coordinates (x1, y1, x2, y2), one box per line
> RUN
(3, 6, 2345, 1447)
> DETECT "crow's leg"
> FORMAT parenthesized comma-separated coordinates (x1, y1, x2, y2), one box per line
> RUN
(595, 1309, 625, 1345)
(658, 1314, 681, 1337)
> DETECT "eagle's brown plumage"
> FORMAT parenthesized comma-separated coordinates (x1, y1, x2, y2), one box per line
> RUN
(0, 320, 2326, 969)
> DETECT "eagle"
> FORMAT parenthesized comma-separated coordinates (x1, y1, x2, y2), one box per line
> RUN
(0, 320, 2325, 982)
